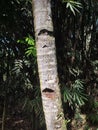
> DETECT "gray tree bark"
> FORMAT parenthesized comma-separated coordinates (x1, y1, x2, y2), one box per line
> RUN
(32, 0, 66, 130)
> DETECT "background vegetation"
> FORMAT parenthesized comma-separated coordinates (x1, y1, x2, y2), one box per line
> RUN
(0, 0, 98, 130)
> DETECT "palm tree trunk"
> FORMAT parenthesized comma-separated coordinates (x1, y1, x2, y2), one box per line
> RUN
(32, 0, 66, 130)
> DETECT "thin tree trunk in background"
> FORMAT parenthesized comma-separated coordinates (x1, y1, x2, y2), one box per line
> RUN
(32, 0, 66, 130)
(2, 96, 6, 130)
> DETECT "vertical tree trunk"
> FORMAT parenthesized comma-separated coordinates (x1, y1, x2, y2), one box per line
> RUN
(2, 96, 6, 130)
(32, 0, 66, 130)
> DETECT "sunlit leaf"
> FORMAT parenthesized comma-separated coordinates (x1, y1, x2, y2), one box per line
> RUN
(62, 0, 82, 15)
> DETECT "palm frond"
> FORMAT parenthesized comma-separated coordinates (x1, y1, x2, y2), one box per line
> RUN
(62, 0, 82, 15)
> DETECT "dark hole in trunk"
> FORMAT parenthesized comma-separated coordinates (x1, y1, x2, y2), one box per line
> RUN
(38, 29, 54, 36)
(42, 88, 54, 93)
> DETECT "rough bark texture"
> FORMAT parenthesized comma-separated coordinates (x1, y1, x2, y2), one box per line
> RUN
(32, 0, 66, 130)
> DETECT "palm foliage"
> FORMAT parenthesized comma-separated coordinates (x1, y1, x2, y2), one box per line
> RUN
(62, 0, 82, 15)
(63, 79, 87, 109)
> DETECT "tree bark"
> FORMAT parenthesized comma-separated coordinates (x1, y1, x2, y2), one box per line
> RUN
(32, 0, 66, 130)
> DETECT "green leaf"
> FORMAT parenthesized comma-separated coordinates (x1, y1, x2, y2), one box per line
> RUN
(25, 47, 36, 57)
(62, 0, 82, 15)
(17, 39, 25, 44)
(25, 35, 35, 45)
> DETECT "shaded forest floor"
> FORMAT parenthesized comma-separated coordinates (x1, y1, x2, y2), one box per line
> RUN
(0, 115, 98, 130)
(0, 116, 32, 130)
(0, 105, 36, 130)
(0, 104, 98, 130)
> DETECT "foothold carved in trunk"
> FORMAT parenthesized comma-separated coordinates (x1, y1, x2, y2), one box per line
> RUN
(42, 88, 55, 99)
(42, 88, 54, 92)
(42, 45, 48, 48)
(38, 29, 54, 36)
